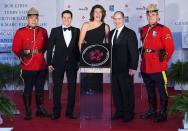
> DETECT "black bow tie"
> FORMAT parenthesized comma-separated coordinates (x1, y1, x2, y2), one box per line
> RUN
(63, 27, 71, 31)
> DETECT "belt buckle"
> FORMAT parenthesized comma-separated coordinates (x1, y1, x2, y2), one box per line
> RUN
(146, 49, 152, 53)
(24, 50, 31, 54)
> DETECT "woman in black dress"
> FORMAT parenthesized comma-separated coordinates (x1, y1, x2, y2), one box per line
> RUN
(78, 4, 110, 117)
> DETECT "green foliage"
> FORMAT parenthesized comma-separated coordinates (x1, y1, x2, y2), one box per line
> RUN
(0, 63, 21, 89)
(0, 63, 19, 117)
(168, 61, 188, 116)
(167, 61, 188, 84)
(169, 93, 188, 115)
(0, 91, 16, 116)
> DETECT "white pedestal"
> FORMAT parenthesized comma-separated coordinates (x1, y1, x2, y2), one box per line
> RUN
(0, 128, 13, 131)
(12, 109, 20, 115)
(175, 84, 188, 90)
(183, 119, 188, 129)
(178, 119, 188, 131)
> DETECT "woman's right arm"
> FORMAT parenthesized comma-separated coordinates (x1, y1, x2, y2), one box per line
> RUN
(78, 22, 88, 51)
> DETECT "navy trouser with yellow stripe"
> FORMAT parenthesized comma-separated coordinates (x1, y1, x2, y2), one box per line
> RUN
(141, 71, 168, 114)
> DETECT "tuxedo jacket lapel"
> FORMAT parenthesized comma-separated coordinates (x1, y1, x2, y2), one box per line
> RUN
(68, 27, 75, 48)
(116, 26, 125, 44)
(59, 26, 68, 48)
(110, 29, 115, 41)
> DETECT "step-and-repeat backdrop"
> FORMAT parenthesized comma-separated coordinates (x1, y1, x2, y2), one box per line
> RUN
(0, 0, 187, 87)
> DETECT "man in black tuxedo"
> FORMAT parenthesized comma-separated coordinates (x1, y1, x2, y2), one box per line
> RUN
(110, 11, 139, 122)
(47, 10, 80, 120)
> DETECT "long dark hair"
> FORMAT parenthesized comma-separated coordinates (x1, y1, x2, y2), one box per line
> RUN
(90, 4, 106, 22)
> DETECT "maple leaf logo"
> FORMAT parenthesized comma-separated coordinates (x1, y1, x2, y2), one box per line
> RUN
(88, 49, 104, 61)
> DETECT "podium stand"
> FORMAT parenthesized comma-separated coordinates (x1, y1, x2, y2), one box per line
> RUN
(80, 43, 111, 129)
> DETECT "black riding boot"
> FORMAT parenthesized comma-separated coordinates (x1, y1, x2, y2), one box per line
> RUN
(35, 93, 50, 117)
(140, 99, 157, 119)
(155, 99, 168, 122)
(23, 94, 32, 120)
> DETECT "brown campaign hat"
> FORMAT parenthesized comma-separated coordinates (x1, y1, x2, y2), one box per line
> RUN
(146, 4, 158, 13)
(27, 7, 39, 15)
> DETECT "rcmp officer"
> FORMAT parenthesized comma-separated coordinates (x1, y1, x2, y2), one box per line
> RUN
(12, 7, 49, 120)
(139, 4, 174, 122)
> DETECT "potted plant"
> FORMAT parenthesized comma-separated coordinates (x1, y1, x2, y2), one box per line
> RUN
(0, 63, 22, 88)
(168, 61, 188, 90)
(168, 61, 188, 130)
(0, 63, 18, 125)
(0, 91, 16, 124)
(169, 93, 188, 130)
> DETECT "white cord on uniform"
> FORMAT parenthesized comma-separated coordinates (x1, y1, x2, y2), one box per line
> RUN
(20, 28, 37, 66)
(140, 27, 151, 58)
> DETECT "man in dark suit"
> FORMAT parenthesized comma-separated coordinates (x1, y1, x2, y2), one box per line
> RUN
(47, 10, 80, 120)
(110, 11, 139, 122)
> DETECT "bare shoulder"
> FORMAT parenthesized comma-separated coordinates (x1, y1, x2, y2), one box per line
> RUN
(82, 22, 90, 29)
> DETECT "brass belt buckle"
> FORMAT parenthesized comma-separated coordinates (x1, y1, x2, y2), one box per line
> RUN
(145, 49, 149, 52)
(147, 49, 153, 53)
(23, 50, 31, 54)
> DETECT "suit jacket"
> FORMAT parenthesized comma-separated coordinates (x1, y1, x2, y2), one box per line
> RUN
(47, 26, 80, 70)
(109, 26, 139, 74)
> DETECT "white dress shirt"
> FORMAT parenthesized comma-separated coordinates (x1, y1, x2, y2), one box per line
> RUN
(62, 25, 72, 47)
(111, 25, 124, 46)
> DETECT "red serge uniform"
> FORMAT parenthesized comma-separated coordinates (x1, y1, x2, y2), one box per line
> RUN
(13, 7, 50, 121)
(12, 26, 48, 71)
(140, 23, 175, 122)
(140, 23, 174, 73)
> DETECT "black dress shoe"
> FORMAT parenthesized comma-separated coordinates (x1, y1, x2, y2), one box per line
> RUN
(51, 113, 60, 120)
(111, 113, 123, 120)
(65, 113, 77, 119)
(36, 106, 50, 117)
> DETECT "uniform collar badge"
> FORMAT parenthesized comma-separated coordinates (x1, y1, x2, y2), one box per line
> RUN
(152, 31, 157, 37)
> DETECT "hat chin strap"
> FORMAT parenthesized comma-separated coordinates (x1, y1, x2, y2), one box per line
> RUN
(27, 25, 38, 29)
